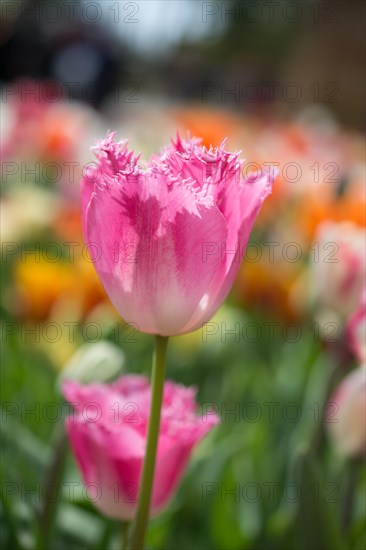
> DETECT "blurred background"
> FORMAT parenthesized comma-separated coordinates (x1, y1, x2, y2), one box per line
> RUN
(1, 1, 365, 549)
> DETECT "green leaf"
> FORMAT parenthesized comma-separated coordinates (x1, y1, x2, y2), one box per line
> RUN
(210, 464, 245, 550)
(294, 447, 345, 550)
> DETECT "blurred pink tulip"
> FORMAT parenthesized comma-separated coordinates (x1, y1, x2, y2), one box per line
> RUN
(327, 366, 366, 457)
(311, 221, 366, 319)
(81, 132, 274, 335)
(63, 375, 219, 520)
(348, 288, 366, 363)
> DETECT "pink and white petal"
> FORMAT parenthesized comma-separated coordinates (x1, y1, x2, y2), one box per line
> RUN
(152, 414, 219, 513)
(63, 380, 109, 413)
(182, 169, 274, 332)
(328, 367, 366, 456)
(152, 135, 243, 203)
(81, 168, 99, 240)
(85, 171, 228, 335)
(112, 375, 150, 397)
(65, 418, 97, 486)
(348, 293, 366, 363)
(63, 380, 144, 426)
(94, 426, 145, 519)
(87, 423, 144, 519)
(151, 438, 193, 514)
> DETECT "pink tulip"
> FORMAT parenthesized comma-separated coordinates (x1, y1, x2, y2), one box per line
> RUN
(63, 375, 219, 520)
(311, 221, 366, 319)
(81, 132, 274, 335)
(327, 366, 366, 457)
(348, 289, 366, 364)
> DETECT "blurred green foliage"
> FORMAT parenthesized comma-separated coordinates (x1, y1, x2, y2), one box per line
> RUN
(1, 298, 365, 549)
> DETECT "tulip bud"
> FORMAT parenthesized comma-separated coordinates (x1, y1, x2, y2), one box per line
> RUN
(327, 367, 366, 457)
(58, 341, 124, 388)
(348, 289, 366, 364)
(311, 221, 366, 320)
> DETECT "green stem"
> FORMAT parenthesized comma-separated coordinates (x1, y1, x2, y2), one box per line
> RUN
(36, 425, 68, 549)
(130, 335, 169, 550)
(341, 458, 360, 532)
(122, 521, 130, 550)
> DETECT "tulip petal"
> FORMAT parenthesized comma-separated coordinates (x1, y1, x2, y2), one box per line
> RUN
(183, 169, 274, 332)
(84, 170, 228, 335)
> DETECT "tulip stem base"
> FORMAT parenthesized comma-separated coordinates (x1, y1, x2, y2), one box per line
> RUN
(130, 335, 169, 550)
